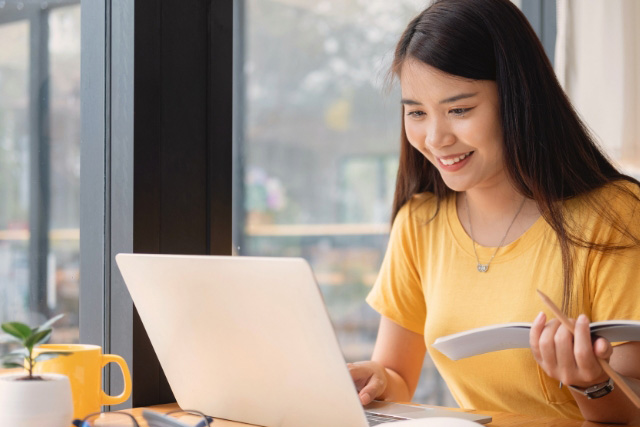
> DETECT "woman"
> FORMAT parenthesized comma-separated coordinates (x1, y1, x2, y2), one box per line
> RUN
(349, 0, 640, 423)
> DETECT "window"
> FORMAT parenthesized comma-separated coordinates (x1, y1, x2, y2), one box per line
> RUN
(234, 0, 557, 406)
(0, 1, 81, 347)
(234, 0, 456, 405)
(73, 0, 560, 408)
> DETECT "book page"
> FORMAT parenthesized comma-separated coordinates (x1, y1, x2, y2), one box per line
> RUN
(431, 320, 640, 360)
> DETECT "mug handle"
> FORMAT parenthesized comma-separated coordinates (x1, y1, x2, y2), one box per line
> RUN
(100, 354, 132, 406)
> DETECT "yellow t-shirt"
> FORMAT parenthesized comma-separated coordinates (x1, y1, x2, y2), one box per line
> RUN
(366, 183, 640, 420)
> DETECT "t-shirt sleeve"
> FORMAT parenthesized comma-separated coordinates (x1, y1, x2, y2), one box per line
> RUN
(366, 201, 426, 335)
(589, 184, 640, 323)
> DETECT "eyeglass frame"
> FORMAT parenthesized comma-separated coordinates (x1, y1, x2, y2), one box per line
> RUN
(72, 408, 214, 427)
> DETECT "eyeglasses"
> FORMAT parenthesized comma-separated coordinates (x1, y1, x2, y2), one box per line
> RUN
(73, 409, 214, 427)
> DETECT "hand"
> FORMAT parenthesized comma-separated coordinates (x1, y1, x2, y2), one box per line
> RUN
(348, 360, 388, 405)
(530, 312, 613, 388)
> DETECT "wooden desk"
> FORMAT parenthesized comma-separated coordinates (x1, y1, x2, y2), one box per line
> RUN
(0, 369, 632, 425)
(123, 402, 630, 427)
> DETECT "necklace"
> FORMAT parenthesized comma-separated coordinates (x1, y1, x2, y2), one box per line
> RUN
(465, 195, 526, 273)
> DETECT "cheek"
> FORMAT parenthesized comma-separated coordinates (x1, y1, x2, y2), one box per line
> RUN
(484, 126, 505, 165)
(404, 120, 425, 151)
(462, 116, 504, 161)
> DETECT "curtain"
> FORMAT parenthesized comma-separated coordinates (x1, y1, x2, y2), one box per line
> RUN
(555, 0, 640, 177)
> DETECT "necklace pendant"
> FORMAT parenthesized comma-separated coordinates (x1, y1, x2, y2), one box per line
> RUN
(477, 264, 489, 273)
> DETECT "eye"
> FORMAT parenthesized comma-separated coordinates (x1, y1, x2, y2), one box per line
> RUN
(406, 110, 426, 119)
(450, 107, 473, 117)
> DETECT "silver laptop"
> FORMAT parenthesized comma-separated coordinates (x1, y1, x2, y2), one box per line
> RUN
(115, 254, 491, 426)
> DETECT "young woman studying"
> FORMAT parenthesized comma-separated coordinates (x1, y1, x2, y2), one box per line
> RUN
(348, 0, 640, 424)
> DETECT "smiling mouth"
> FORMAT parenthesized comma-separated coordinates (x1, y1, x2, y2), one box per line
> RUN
(438, 151, 474, 166)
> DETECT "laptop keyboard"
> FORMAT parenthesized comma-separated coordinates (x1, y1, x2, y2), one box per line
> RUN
(365, 411, 410, 426)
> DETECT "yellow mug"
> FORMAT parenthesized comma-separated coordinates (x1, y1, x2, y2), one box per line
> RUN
(33, 344, 132, 420)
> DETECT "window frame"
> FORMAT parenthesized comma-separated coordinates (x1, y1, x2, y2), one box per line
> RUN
(0, 0, 80, 325)
(79, 0, 555, 408)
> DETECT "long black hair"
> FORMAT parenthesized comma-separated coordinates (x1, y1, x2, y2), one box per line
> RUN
(389, 0, 640, 314)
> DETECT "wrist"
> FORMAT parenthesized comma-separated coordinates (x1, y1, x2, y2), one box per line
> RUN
(569, 372, 610, 389)
(568, 378, 614, 399)
(380, 367, 410, 402)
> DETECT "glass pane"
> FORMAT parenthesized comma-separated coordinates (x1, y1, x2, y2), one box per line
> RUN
(0, 2, 81, 347)
(0, 19, 29, 325)
(48, 4, 81, 343)
(235, 0, 455, 406)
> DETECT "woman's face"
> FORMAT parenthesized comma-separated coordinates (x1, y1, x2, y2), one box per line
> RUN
(400, 58, 506, 193)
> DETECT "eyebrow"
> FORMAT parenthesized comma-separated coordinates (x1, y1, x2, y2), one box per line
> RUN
(400, 92, 479, 106)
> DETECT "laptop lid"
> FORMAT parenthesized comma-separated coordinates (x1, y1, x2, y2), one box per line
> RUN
(116, 254, 369, 426)
(116, 254, 491, 426)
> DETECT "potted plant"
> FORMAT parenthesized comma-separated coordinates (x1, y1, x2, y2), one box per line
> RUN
(0, 314, 73, 427)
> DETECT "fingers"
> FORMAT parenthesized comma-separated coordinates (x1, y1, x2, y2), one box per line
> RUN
(530, 314, 574, 383)
(573, 315, 603, 377)
(358, 375, 385, 405)
(347, 362, 373, 391)
(347, 362, 369, 380)
(593, 337, 613, 360)
(554, 320, 577, 379)
(529, 311, 546, 363)
(347, 361, 387, 405)
(530, 314, 563, 379)
(530, 312, 612, 387)
(539, 318, 561, 370)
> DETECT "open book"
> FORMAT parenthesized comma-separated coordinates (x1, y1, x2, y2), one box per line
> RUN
(432, 320, 640, 361)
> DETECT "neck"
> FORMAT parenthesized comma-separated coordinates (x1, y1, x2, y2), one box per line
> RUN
(463, 180, 526, 221)
(457, 180, 541, 247)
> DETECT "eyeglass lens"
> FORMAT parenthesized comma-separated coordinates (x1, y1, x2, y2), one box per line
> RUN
(165, 410, 211, 427)
(82, 412, 138, 427)
(79, 409, 211, 427)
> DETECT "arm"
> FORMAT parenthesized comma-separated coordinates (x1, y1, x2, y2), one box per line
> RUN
(530, 313, 640, 424)
(349, 316, 426, 405)
(575, 341, 640, 424)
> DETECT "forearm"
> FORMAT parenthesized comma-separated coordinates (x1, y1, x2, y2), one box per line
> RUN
(367, 317, 426, 404)
(573, 376, 640, 424)
(378, 367, 413, 403)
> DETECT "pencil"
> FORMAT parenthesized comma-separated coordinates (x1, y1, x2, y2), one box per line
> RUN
(536, 289, 640, 408)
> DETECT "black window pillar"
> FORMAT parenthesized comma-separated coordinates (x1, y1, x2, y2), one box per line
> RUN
(81, 0, 234, 408)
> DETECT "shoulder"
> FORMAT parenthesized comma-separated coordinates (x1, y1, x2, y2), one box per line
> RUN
(570, 180, 640, 216)
(390, 192, 444, 243)
(567, 180, 640, 243)
(586, 180, 640, 205)
(394, 191, 443, 225)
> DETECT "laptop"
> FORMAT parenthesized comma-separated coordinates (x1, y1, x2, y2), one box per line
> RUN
(115, 254, 491, 426)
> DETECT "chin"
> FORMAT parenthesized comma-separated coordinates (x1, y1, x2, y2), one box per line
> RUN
(439, 177, 471, 193)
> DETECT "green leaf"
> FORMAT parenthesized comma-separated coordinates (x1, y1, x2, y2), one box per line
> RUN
(0, 333, 21, 344)
(34, 330, 52, 346)
(34, 314, 65, 334)
(25, 329, 51, 348)
(1, 322, 32, 341)
(34, 352, 71, 363)
(2, 362, 26, 370)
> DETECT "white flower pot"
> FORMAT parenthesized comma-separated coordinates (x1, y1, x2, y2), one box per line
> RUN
(0, 372, 73, 427)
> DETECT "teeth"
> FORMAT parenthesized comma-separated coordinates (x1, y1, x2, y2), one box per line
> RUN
(440, 152, 472, 166)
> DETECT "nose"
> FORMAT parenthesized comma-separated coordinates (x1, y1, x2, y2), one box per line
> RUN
(424, 119, 455, 151)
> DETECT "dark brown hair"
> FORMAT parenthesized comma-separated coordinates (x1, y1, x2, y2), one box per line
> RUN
(389, 0, 640, 313)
